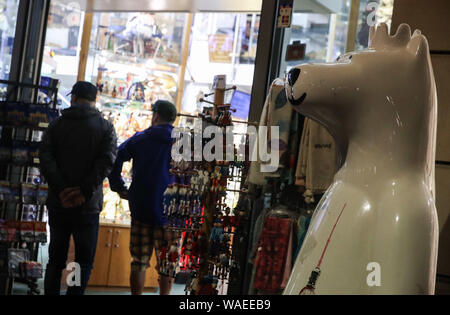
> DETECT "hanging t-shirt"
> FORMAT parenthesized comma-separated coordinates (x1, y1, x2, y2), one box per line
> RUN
(295, 118, 337, 193)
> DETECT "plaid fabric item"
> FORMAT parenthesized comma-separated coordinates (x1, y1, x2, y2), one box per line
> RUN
(129, 220, 180, 275)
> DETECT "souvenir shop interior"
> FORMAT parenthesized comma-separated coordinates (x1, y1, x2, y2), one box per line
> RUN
(0, 0, 393, 295)
(1, 0, 449, 296)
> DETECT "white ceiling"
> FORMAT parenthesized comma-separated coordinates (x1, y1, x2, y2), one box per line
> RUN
(66, 0, 263, 12)
(55, 0, 343, 14)
(294, 0, 346, 14)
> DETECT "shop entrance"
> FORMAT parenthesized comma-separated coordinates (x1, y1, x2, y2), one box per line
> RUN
(1, 0, 397, 296)
(36, 0, 263, 295)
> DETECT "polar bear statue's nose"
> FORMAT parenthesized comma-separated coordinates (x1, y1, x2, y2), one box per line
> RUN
(288, 68, 301, 86)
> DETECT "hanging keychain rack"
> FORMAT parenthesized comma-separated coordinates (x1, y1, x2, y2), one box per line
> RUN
(163, 76, 252, 295)
(176, 113, 258, 126)
(203, 86, 237, 98)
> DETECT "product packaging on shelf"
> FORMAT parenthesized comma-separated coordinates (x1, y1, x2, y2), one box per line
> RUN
(0, 220, 47, 243)
(6, 221, 20, 242)
(20, 221, 35, 242)
(20, 261, 43, 279)
(21, 183, 37, 204)
(1, 101, 59, 129)
(5, 102, 28, 126)
(0, 144, 11, 162)
(21, 204, 38, 221)
(37, 184, 48, 205)
(7, 248, 29, 277)
(11, 141, 29, 165)
(28, 105, 49, 127)
(0, 220, 6, 241)
(34, 222, 47, 243)
(0, 181, 12, 202)
(0, 181, 46, 206)
(28, 142, 40, 165)
(8, 184, 20, 203)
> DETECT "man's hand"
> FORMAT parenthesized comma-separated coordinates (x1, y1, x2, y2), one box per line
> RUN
(118, 190, 129, 200)
(59, 187, 86, 208)
(59, 187, 77, 206)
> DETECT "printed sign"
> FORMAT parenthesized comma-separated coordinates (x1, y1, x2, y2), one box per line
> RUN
(285, 41, 306, 61)
(277, 0, 293, 28)
(212, 75, 226, 90)
(208, 34, 234, 63)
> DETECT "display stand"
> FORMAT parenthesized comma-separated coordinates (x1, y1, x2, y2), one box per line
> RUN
(198, 75, 226, 281)
(162, 75, 251, 295)
(0, 79, 59, 295)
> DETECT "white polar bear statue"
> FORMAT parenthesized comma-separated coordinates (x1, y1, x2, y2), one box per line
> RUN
(283, 23, 439, 295)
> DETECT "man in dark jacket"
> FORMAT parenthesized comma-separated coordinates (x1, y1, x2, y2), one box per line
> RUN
(108, 100, 176, 295)
(39, 81, 117, 295)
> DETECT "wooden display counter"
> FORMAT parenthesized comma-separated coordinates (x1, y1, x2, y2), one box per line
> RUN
(87, 222, 159, 290)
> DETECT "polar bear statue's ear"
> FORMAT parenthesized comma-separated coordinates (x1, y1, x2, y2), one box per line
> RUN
(393, 23, 411, 45)
(370, 23, 421, 49)
(369, 23, 390, 48)
(407, 31, 429, 63)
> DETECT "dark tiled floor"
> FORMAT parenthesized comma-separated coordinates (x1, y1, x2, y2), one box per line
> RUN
(85, 283, 186, 295)
(12, 242, 187, 295)
(13, 279, 186, 295)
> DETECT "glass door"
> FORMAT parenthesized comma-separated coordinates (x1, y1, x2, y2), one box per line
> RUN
(278, 0, 395, 78)
(0, 0, 20, 98)
(40, 0, 85, 107)
(278, 0, 350, 78)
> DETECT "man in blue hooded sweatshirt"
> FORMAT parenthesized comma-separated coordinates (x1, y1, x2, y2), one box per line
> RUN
(108, 100, 177, 295)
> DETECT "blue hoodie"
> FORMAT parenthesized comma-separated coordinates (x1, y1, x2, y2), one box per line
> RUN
(108, 124, 174, 226)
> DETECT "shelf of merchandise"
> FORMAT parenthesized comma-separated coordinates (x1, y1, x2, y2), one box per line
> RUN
(0, 80, 58, 295)
(91, 49, 180, 76)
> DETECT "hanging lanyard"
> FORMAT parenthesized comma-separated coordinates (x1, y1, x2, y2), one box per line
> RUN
(299, 202, 347, 295)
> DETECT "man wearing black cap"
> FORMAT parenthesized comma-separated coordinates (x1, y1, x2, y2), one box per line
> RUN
(39, 81, 117, 295)
(108, 100, 177, 295)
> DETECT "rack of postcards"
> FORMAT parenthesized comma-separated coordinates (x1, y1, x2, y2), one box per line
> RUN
(161, 76, 251, 295)
(0, 79, 60, 295)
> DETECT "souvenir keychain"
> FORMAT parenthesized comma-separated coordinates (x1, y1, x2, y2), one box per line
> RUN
(222, 207, 232, 232)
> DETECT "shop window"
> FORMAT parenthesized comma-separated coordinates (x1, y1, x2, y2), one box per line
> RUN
(279, 1, 351, 77)
(278, 0, 394, 76)
(38, 10, 262, 223)
(84, 12, 186, 143)
(40, 0, 84, 107)
(82, 12, 188, 224)
(0, 0, 19, 95)
(178, 12, 261, 210)
(355, 0, 394, 51)
(179, 13, 260, 122)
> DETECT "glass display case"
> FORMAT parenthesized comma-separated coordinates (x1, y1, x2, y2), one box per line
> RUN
(39, 9, 263, 225)
(86, 12, 186, 142)
(82, 12, 188, 225)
